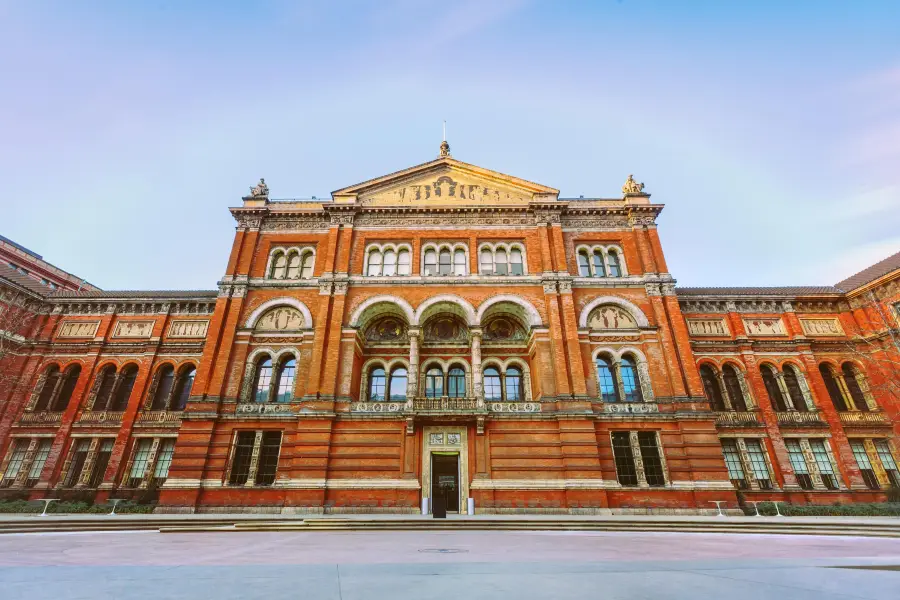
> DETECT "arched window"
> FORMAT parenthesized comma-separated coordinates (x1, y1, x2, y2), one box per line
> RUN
(51, 366, 81, 412)
(722, 364, 747, 411)
(300, 252, 314, 279)
(367, 250, 382, 276)
(483, 367, 502, 401)
(93, 365, 118, 411)
(271, 253, 287, 279)
(171, 366, 195, 410)
(494, 248, 508, 275)
(34, 366, 61, 411)
(110, 365, 137, 411)
(447, 367, 466, 398)
(620, 356, 643, 402)
(505, 366, 523, 401)
(480, 249, 493, 275)
(592, 250, 606, 277)
(819, 364, 848, 411)
(389, 367, 407, 401)
(368, 367, 386, 401)
(273, 358, 296, 403)
(761, 365, 787, 411)
(595, 357, 618, 402)
(286, 253, 301, 279)
(439, 249, 452, 275)
(782, 365, 808, 411)
(151, 365, 175, 410)
(510, 249, 524, 275)
(700, 364, 726, 411)
(454, 249, 467, 276)
(397, 250, 411, 276)
(607, 250, 622, 277)
(577, 252, 591, 277)
(253, 358, 273, 403)
(382, 250, 397, 276)
(424, 249, 437, 276)
(425, 367, 444, 398)
(841, 363, 869, 412)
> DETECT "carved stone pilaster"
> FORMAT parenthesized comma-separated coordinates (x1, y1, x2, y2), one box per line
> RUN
(139, 438, 161, 489)
(645, 283, 662, 296)
(318, 282, 334, 295)
(542, 281, 557, 294)
(557, 280, 572, 294)
(76, 438, 101, 487)
(660, 283, 676, 296)
(629, 431, 648, 488)
(799, 438, 824, 489)
(735, 438, 758, 490)
(329, 213, 355, 226)
(26, 373, 49, 411)
(332, 281, 349, 295)
(244, 431, 264, 487)
(533, 209, 561, 225)
(12, 439, 40, 487)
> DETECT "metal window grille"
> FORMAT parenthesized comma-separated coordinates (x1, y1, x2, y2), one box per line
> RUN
(1, 440, 28, 487)
(153, 439, 176, 481)
(228, 432, 257, 486)
(745, 439, 772, 489)
(850, 440, 880, 490)
(809, 439, 838, 490)
(638, 432, 666, 487)
(785, 439, 813, 490)
(87, 439, 114, 488)
(874, 440, 900, 488)
(26, 439, 52, 487)
(128, 439, 153, 487)
(64, 439, 91, 487)
(611, 432, 638, 486)
(255, 432, 282, 486)
(721, 440, 747, 489)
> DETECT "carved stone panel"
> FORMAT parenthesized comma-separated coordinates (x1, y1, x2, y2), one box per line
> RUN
(168, 320, 210, 338)
(423, 315, 468, 343)
(686, 318, 729, 336)
(482, 316, 527, 342)
(58, 320, 101, 338)
(587, 305, 637, 330)
(799, 318, 844, 336)
(360, 173, 530, 207)
(113, 320, 155, 338)
(742, 317, 786, 336)
(364, 316, 408, 343)
(254, 307, 305, 332)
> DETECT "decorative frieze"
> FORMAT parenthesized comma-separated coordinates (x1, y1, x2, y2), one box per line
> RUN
(799, 318, 844, 336)
(260, 216, 330, 231)
(488, 402, 541, 413)
(354, 212, 534, 228)
(686, 318, 729, 336)
(168, 320, 209, 338)
(113, 320, 154, 339)
(350, 402, 404, 413)
(236, 404, 294, 415)
(603, 403, 659, 414)
(742, 317, 786, 336)
(58, 320, 100, 338)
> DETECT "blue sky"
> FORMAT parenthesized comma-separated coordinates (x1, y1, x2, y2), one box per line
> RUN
(2, 1, 898, 290)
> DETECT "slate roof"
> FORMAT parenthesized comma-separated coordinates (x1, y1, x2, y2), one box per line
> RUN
(48, 290, 217, 299)
(0, 262, 53, 296)
(676, 286, 842, 297)
(834, 249, 900, 292)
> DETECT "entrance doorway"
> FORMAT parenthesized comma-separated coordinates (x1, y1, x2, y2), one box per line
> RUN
(430, 453, 460, 512)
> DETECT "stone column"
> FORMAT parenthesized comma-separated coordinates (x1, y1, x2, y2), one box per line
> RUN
(76, 438, 101, 487)
(863, 439, 890, 488)
(774, 373, 796, 412)
(12, 438, 40, 487)
(798, 438, 824, 489)
(735, 438, 758, 490)
(471, 329, 483, 407)
(139, 438, 161, 489)
(834, 374, 858, 411)
(629, 431, 648, 488)
(244, 431, 264, 487)
(407, 329, 420, 409)
(715, 372, 734, 410)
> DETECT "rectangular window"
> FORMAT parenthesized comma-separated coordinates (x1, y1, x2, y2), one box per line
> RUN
(88, 439, 114, 488)
(721, 440, 747, 489)
(64, 439, 91, 487)
(256, 432, 282, 486)
(153, 439, 176, 481)
(785, 439, 813, 490)
(611, 432, 638, 486)
(228, 431, 256, 485)
(809, 439, 838, 490)
(745, 439, 772, 489)
(1, 440, 29, 487)
(26, 439, 52, 487)
(638, 432, 665, 487)
(874, 440, 900, 488)
(850, 440, 880, 490)
(128, 439, 154, 487)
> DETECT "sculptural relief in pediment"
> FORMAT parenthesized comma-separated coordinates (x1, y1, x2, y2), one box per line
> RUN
(587, 305, 638, 330)
(254, 306, 305, 332)
(359, 172, 531, 207)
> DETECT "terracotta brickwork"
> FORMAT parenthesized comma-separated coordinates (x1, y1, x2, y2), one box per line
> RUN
(1, 152, 898, 513)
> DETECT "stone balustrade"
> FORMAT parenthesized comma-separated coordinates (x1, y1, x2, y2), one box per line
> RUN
(714, 411, 761, 427)
(18, 411, 63, 426)
(76, 411, 124, 425)
(838, 411, 889, 426)
(135, 411, 183, 426)
(776, 411, 826, 427)
(413, 397, 479, 412)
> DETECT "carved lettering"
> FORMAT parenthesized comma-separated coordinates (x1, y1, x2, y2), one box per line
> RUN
(58, 321, 100, 338)
(799, 318, 844, 336)
(168, 320, 209, 338)
(113, 320, 155, 338)
(687, 319, 729, 336)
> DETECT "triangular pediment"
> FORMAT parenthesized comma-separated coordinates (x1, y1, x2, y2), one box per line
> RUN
(331, 157, 559, 207)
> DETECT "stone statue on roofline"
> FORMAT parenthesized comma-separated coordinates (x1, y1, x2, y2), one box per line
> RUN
(249, 178, 269, 198)
(622, 174, 646, 195)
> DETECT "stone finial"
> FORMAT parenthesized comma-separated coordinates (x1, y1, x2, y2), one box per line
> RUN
(622, 174, 646, 195)
(439, 140, 451, 158)
(249, 178, 269, 198)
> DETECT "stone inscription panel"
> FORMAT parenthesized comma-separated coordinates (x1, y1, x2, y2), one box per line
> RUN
(799, 318, 844, 336)
(113, 320, 155, 338)
(58, 320, 100, 338)
(168, 320, 209, 338)
(742, 317, 786, 336)
(686, 318, 729, 336)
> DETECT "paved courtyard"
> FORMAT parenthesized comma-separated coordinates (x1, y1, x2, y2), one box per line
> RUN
(1, 528, 899, 599)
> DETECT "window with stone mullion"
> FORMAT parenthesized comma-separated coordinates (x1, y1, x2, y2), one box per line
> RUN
(611, 432, 638, 486)
(785, 439, 813, 490)
(721, 440, 748, 489)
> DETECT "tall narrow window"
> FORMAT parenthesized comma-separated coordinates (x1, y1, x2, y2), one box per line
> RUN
(809, 439, 838, 490)
(65, 439, 91, 487)
(722, 365, 748, 411)
(253, 358, 273, 403)
(256, 431, 282, 486)
(611, 432, 638, 486)
(700, 365, 725, 411)
(785, 439, 813, 490)
(151, 365, 175, 410)
(34, 366, 61, 411)
(88, 439, 114, 488)
(171, 366, 195, 410)
(721, 440, 748, 489)
(745, 439, 772, 489)
(505, 367, 523, 401)
(93, 366, 118, 411)
(483, 367, 502, 401)
(480, 249, 493, 275)
(286, 253, 300, 279)
(454, 249, 467, 276)
(1, 440, 28, 488)
(397, 250, 411, 276)
(127, 439, 153, 487)
(300, 252, 315, 279)
(424, 250, 438, 276)
(592, 251, 606, 277)
(761, 365, 787, 412)
(52, 366, 81, 412)
(782, 366, 808, 412)
(389, 367, 408, 401)
(271, 253, 287, 279)
(874, 440, 900, 488)
(620, 357, 643, 402)
(494, 249, 508, 275)
(607, 250, 622, 277)
(228, 432, 256, 486)
(26, 440, 52, 488)
(850, 440, 880, 490)
(273, 359, 296, 403)
(382, 250, 397, 276)
(638, 432, 665, 486)
(842, 364, 869, 412)
(110, 365, 137, 411)
(596, 357, 618, 402)
(577, 252, 590, 277)
(819, 364, 847, 411)
(367, 250, 382, 276)
(438, 250, 452, 275)
(509, 249, 524, 275)
(153, 439, 176, 482)
(447, 367, 466, 398)
(368, 367, 386, 401)
(425, 367, 444, 398)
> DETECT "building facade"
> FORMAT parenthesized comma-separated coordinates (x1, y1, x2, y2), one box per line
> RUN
(2, 145, 899, 514)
